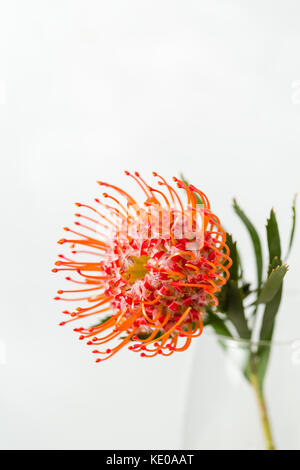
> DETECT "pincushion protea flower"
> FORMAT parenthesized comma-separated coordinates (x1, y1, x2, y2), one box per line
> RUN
(53, 172, 231, 362)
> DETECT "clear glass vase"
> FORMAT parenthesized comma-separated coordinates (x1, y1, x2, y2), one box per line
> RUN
(183, 292, 300, 450)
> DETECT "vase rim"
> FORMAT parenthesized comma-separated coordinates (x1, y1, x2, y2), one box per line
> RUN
(206, 330, 300, 347)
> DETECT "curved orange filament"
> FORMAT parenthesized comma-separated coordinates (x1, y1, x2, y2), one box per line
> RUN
(54, 172, 231, 362)
(185, 263, 199, 274)
(144, 307, 191, 347)
(168, 250, 196, 260)
(125, 171, 151, 198)
(189, 185, 210, 209)
(142, 296, 161, 306)
(95, 328, 139, 362)
(97, 181, 137, 206)
(75, 213, 110, 231)
(102, 193, 129, 217)
(175, 178, 198, 216)
(148, 186, 170, 208)
(153, 172, 175, 205)
(141, 301, 161, 324)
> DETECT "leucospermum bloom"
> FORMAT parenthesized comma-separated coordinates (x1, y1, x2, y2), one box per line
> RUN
(53, 172, 231, 362)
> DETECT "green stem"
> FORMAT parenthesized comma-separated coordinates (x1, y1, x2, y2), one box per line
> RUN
(251, 374, 275, 450)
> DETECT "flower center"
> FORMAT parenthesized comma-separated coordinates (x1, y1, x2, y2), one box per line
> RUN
(125, 255, 150, 283)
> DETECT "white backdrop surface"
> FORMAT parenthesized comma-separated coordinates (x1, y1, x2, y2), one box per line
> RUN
(1, 0, 300, 449)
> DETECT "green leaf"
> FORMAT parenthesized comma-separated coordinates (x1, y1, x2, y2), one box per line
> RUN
(215, 285, 228, 313)
(285, 194, 297, 260)
(92, 315, 112, 328)
(257, 265, 288, 304)
(205, 310, 232, 338)
(233, 199, 263, 290)
(241, 282, 251, 299)
(237, 250, 244, 281)
(217, 233, 248, 315)
(260, 284, 283, 341)
(255, 346, 271, 392)
(266, 209, 281, 272)
(215, 233, 238, 313)
(254, 285, 284, 391)
(253, 210, 284, 391)
(225, 280, 251, 339)
(243, 348, 271, 392)
(204, 309, 233, 352)
(225, 233, 238, 281)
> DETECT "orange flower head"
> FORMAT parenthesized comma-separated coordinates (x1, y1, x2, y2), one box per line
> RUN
(53, 172, 231, 362)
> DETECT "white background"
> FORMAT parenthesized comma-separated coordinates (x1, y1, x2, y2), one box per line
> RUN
(1, 0, 300, 449)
